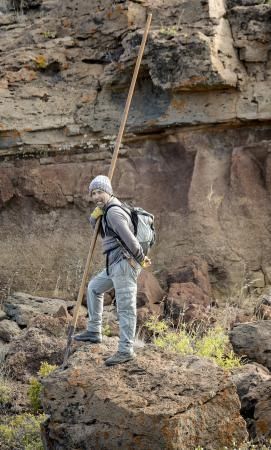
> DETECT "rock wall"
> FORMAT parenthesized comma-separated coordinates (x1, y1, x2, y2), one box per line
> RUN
(0, 0, 271, 298)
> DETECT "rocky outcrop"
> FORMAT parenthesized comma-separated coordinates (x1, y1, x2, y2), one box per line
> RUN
(5, 314, 69, 381)
(41, 342, 248, 449)
(165, 257, 212, 324)
(136, 270, 165, 324)
(229, 321, 271, 371)
(255, 291, 271, 320)
(0, 318, 21, 342)
(0, 0, 271, 300)
(3, 292, 72, 326)
(232, 363, 271, 442)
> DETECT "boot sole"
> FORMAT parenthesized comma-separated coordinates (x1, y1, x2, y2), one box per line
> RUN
(73, 337, 102, 343)
(105, 356, 134, 366)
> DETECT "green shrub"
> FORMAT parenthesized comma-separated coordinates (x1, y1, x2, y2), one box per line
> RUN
(0, 413, 46, 450)
(145, 317, 241, 370)
(195, 326, 241, 369)
(0, 378, 12, 406)
(38, 361, 57, 378)
(34, 54, 47, 69)
(28, 362, 57, 413)
(102, 323, 112, 337)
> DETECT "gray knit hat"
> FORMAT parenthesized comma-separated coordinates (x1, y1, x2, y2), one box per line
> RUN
(89, 175, 113, 195)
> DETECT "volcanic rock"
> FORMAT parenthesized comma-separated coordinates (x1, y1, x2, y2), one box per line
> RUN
(41, 342, 248, 449)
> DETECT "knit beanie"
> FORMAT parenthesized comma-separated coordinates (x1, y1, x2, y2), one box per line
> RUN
(88, 175, 113, 195)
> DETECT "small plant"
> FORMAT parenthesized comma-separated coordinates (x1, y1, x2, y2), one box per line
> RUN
(42, 30, 56, 39)
(145, 317, 242, 370)
(195, 326, 241, 369)
(28, 362, 57, 413)
(38, 361, 57, 378)
(102, 323, 112, 337)
(159, 26, 178, 36)
(0, 413, 46, 450)
(34, 54, 47, 70)
(0, 379, 12, 406)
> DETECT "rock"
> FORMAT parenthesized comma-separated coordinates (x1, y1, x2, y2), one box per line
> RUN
(66, 301, 88, 318)
(231, 362, 270, 399)
(229, 321, 271, 370)
(247, 379, 271, 442)
(227, 0, 265, 8)
(165, 282, 210, 324)
(228, 4, 271, 63)
(5, 314, 69, 381)
(167, 257, 212, 296)
(0, 319, 21, 342)
(255, 304, 271, 320)
(0, 309, 7, 321)
(11, 0, 43, 11)
(255, 292, 271, 319)
(0, 340, 10, 363)
(247, 270, 265, 289)
(103, 290, 115, 306)
(1, 0, 271, 303)
(3, 292, 74, 326)
(165, 258, 212, 324)
(52, 305, 70, 319)
(232, 364, 271, 442)
(41, 343, 248, 449)
(136, 270, 165, 324)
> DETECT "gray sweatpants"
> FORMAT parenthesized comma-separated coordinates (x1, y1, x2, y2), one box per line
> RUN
(87, 258, 141, 354)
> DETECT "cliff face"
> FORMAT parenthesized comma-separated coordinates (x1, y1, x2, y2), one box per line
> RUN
(0, 0, 271, 298)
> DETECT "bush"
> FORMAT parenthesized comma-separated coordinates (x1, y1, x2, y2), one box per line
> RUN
(0, 378, 12, 406)
(0, 413, 46, 450)
(102, 323, 112, 337)
(28, 362, 57, 413)
(145, 317, 241, 370)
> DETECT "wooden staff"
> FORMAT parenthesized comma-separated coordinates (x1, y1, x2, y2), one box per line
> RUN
(62, 13, 152, 368)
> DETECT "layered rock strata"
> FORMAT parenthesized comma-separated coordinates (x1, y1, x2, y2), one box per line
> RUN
(0, 0, 271, 298)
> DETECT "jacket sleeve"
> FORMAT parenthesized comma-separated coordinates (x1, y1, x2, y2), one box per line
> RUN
(106, 206, 145, 263)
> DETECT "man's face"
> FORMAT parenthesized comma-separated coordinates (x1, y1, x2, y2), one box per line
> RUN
(91, 189, 111, 208)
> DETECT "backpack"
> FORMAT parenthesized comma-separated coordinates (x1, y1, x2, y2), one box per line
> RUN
(103, 202, 156, 260)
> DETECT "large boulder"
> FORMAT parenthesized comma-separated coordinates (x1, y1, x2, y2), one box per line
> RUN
(165, 257, 212, 324)
(136, 270, 165, 324)
(0, 319, 21, 342)
(3, 292, 87, 327)
(232, 364, 271, 442)
(229, 321, 271, 371)
(254, 291, 271, 320)
(41, 342, 248, 449)
(5, 314, 69, 381)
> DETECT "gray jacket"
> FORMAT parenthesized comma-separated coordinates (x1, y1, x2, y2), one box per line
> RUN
(90, 197, 144, 267)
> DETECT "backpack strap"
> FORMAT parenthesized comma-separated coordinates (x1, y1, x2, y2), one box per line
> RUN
(102, 204, 141, 264)
(103, 203, 136, 235)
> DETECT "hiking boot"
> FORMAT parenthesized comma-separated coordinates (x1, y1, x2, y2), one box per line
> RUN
(104, 351, 135, 366)
(73, 331, 102, 343)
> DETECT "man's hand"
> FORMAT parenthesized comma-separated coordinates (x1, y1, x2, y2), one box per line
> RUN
(90, 206, 104, 220)
(140, 256, 151, 268)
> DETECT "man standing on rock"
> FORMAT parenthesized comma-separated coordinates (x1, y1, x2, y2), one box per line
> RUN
(74, 175, 151, 366)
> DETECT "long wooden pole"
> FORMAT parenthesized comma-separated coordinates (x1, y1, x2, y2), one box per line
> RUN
(62, 13, 152, 367)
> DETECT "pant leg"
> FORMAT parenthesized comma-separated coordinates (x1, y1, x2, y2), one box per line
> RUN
(111, 259, 141, 354)
(87, 269, 113, 333)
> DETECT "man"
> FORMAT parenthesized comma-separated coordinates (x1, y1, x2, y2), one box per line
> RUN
(74, 175, 151, 366)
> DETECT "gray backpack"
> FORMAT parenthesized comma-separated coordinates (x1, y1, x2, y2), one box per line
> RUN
(103, 203, 156, 260)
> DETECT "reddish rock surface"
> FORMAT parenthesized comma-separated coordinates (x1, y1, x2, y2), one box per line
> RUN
(136, 270, 165, 324)
(41, 342, 248, 449)
(0, 0, 271, 301)
(165, 258, 212, 324)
